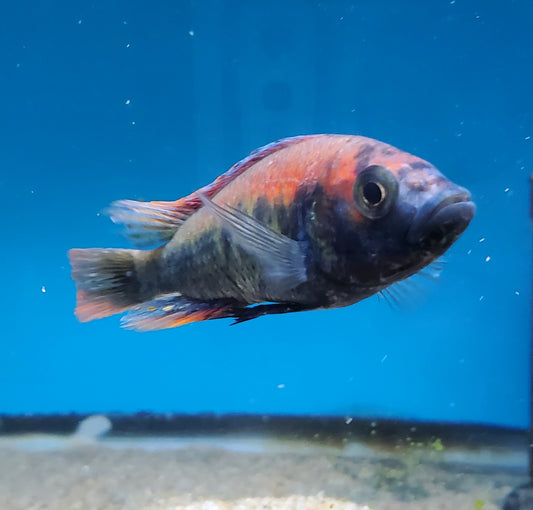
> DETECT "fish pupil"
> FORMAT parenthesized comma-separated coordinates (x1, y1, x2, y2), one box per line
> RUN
(362, 181, 384, 206)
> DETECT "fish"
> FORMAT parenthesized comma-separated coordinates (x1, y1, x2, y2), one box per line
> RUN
(68, 134, 475, 331)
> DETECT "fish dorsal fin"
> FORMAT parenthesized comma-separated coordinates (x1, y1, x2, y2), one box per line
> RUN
(106, 199, 198, 247)
(200, 194, 308, 294)
(106, 135, 319, 248)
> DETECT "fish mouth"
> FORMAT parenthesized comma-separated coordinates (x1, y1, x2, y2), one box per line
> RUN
(407, 187, 476, 248)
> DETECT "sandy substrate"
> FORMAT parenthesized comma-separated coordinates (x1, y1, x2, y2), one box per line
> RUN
(0, 435, 526, 510)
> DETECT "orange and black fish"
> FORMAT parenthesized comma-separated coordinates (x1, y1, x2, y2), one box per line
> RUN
(68, 134, 475, 331)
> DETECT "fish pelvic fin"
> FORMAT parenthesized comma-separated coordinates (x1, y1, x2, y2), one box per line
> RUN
(229, 302, 316, 324)
(68, 248, 144, 322)
(121, 295, 236, 332)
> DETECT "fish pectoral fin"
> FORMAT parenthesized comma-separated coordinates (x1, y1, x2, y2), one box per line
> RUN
(106, 199, 199, 248)
(121, 295, 236, 331)
(199, 194, 308, 294)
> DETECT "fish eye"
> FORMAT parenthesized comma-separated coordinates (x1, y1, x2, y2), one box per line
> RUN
(353, 165, 398, 219)
(362, 181, 384, 206)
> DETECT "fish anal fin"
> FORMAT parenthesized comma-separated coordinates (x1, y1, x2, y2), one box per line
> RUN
(123, 295, 318, 331)
(121, 295, 235, 331)
(199, 194, 308, 295)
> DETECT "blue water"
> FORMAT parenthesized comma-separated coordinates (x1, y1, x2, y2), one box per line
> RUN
(0, 0, 530, 429)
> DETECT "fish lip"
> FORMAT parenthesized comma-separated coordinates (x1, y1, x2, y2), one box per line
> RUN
(407, 189, 476, 245)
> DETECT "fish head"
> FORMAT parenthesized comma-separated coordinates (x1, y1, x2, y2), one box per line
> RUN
(328, 141, 475, 288)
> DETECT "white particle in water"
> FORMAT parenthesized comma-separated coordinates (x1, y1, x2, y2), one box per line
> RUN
(277, 383, 285, 389)
(515, 291, 520, 296)
(126, 43, 131, 48)
(467, 249, 472, 255)
(479, 237, 485, 243)
(77, 19, 82, 25)
(485, 256, 491, 262)
(381, 354, 388, 363)
(131, 121, 136, 125)
(526, 136, 531, 140)
(479, 295, 484, 301)
(345, 416, 353, 424)
(188, 30, 195, 36)
(41, 285, 46, 293)
(125, 99, 131, 105)
(504, 187, 510, 192)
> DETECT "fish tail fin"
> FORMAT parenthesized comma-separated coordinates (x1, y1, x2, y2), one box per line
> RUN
(68, 248, 145, 322)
